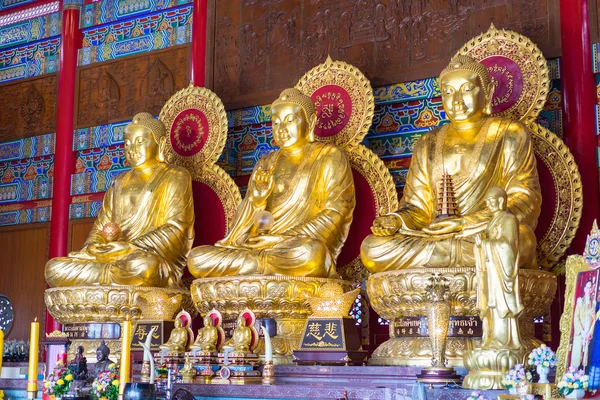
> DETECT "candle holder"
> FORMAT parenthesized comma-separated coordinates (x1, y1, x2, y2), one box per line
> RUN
(262, 360, 275, 385)
(140, 359, 151, 383)
(200, 362, 214, 384)
(416, 274, 461, 385)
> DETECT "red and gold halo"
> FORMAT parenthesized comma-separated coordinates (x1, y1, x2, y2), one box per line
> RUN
(207, 308, 223, 327)
(456, 23, 549, 123)
(528, 122, 582, 271)
(295, 56, 374, 149)
(159, 84, 228, 169)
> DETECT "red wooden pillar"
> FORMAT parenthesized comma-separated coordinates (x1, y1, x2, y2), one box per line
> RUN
(46, 1, 82, 334)
(560, 0, 600, 251)
(190, 0, 208, 86)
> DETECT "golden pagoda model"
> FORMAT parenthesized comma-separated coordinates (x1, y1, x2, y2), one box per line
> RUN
(437, 170, 459, 218)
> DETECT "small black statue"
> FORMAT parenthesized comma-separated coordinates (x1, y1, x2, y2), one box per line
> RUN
(68, 345, 89, 380)
(93, 341, 115, 378)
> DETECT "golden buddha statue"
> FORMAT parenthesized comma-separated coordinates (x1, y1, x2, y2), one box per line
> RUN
(360, 55, 541, 272)
(45, 112, 195, 288)
(187, 88, 355, 278)
(226, 315, 253, 355)
(180, 354, 196, 383)
(159, 318, 189, 354)
(475, 187, 523, 350)
(191, 315, 219, 353)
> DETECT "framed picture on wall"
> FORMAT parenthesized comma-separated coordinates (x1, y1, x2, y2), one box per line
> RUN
(557, 221, 600, 394)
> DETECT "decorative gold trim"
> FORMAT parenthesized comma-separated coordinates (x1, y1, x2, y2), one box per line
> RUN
(367, 268, 555, 367)
(193, 163, 242, 234)
(191, 275, 353, 320)
(347, 144, 399, 216)
(159, 83, 229, 169)
(556, 255, 592, 379)
(338, 144, 399, 282)
(44, 285, 192, 324)
(456, 23, 550, 123)
(529, 122, 583, 270)
(45, 330, 69, 338)
(295, 56, 374, 149)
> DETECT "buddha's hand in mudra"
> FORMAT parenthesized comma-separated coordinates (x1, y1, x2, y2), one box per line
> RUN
(87, 241, 135, 261)
(370, 214, 402, 236)
(422, 217, 465, 235)
(248, 157, 275, 206)
(244, 234, 283, 249)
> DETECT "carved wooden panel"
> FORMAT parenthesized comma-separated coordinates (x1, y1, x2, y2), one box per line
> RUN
(214, 0, 561, 109)
(76, 45, 190, 128)
(0, 75, 57, 142)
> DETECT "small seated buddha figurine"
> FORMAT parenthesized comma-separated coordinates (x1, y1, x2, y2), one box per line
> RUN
(226, 315, 253, 355)
(191, 315, 219, 353)
(69, 345, 89, 380)
(159, 318, 188, 354)
(475, 187, 523, 350)
(93, 341, 115, 377)
(360, 55, 541, 272)
(180, 354, 196, 383)
(45, 112, 194, 288)
(188, 88, 355, 279)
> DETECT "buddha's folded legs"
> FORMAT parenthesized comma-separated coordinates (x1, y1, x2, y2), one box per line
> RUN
(45, 249, 169, 287)
(188, 237, 334, 278)
(361, 223, 537, 273)
(361, 234, 475, 273)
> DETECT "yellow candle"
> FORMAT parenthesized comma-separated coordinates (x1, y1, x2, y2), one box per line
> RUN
(119, 319, 132, 393)
(27, 318, 39, 395)
(0, 328, 4, 375)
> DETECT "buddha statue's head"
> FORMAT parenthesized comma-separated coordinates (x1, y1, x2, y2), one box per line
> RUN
(174, 318, 183, 329)
(124, 112, 167, 169)
(485, 186, 507, 213)
(271, 88, 317, 150)
(237, 315, 247, 327)
(439, 55, 494, 124)
(203, 315, 213, 327)
(96, 341, 110, 362)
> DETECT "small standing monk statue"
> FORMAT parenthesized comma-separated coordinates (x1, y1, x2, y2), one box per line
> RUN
(45, 112, 194, 288)
(93, 341, 115, 377)
(159, 319, 188, 354)
(191, 315, 219, 353)
(361, 55, 541, 272)
(187, 88, 355, 278)
(226, 315, 253, 356)
(474, 187, 523, 350)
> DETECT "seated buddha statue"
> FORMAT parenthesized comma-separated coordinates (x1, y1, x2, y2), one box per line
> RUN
(187, 88, 355, 278)
(159, 318, 189, 354)
(191, 315, 219, 353)
(226, 315, 253, 355)
(361, 55, 541, 272)
(45, 112, 195, 288)
(93, 341, 115, 377)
